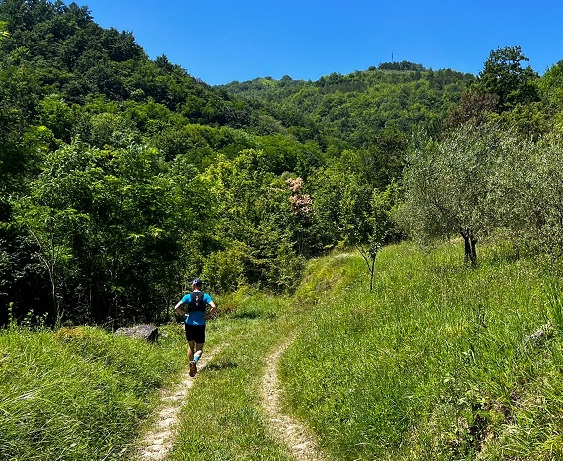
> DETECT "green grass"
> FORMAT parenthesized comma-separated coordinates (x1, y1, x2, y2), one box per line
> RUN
(0, 325, 186, 461)
(3, 241, 563, 460)
(281, 242, 563, 460)
(165, 291, 299, 460)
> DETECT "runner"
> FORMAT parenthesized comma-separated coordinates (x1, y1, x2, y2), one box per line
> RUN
(174, 278, 217, 377)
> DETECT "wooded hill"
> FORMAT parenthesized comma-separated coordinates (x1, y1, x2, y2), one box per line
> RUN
(2, 0, 563, 328)
(221, 64, 474, 149)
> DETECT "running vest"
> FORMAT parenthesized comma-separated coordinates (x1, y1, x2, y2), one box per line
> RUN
(187, 291, 206, 313)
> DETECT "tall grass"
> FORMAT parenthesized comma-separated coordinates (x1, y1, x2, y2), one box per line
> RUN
(0, 325, 186, 460)
(281, 242, 563, 460)
(3, 241, 563, 460)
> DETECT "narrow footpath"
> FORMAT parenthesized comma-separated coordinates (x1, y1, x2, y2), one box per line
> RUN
(135, 337, 328, 461)
(260, 338, 329, 461)
(136, 349, 219, 460)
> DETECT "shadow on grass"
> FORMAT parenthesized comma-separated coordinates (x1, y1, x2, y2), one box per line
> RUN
(230, 311, 277, 320)
(206, 359, 239, 371)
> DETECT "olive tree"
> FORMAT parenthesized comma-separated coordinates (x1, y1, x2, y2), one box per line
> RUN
(402, 124, 504, 264)
(530, 138, 563, 258)
(494, 134, 563, 258)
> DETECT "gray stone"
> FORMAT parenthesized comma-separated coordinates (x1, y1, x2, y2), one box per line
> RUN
(115, 324, 159, 342)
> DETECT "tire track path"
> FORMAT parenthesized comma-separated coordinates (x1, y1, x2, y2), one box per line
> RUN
(261, 338, 329, 461)
(136, 346, 222, 460)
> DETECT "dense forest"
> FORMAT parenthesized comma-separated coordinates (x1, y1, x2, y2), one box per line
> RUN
(1, 0, 563, 328)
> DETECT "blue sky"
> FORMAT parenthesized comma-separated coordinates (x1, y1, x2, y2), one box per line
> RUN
(79, 0, 563, 86)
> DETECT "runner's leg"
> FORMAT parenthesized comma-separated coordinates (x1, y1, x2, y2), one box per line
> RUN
(194, 343, 204, 362)
(188, 340, 196, 361)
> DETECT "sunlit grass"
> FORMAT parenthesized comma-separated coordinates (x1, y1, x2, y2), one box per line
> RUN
(166, 292, 298, 461)
(0, 325, 186, 461)
(280, 242, 563, 460)
(3, 241, 563, 460)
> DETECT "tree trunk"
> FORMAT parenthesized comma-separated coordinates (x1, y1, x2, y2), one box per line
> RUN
(460, 228, 478, 266)
(355, 244, 377, 292)
(369, 256, 376, 292)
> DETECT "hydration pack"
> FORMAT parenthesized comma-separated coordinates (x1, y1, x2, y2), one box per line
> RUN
(188, 291, 206, 313)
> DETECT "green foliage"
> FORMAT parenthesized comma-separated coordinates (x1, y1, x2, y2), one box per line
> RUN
(201, 242, 250, 293)
(2, 0, 563, 329)
(0, 20, 9, 39)
(508, 135, 563, 257)
(402, 123, 508, 263)
(222, 66, 474, 150)
(201, 150, 304, 293)
(4, 6, 563, 457)
(0, 324, 185, 461)
(538, 60, 563, 116)
(476, 45, 540, 112)
(38, 93, 74, 141)
(402, 118, 563, 265)
(8, 139, 213, 324)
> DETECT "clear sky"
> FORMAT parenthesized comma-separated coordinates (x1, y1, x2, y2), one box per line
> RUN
(78, 0, 563, 86)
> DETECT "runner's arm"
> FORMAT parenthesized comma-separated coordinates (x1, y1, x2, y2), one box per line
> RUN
(204, 301, 218, 320)
(174, 301, 186, 316)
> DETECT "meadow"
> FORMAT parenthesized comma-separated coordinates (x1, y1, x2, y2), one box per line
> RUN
(0, 324, 186, 460)
(2, 240, 563, 460)
(282, 241, 563, 460)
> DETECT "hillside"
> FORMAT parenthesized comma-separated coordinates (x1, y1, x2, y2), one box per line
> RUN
(0, 0, 478, 327)
(2, 241, 563, 460)
(2, 1, 563, 340)
(3, 2, 563, 460)
(220, 64, 475, 148)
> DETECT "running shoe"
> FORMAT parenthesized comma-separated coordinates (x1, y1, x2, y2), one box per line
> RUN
(189, 360, 197, 377)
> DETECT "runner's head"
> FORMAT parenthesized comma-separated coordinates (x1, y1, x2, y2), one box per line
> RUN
(191, 278, 203, 289)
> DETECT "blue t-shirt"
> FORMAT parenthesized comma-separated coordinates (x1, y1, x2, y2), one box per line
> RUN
(180, 291, 213, 326)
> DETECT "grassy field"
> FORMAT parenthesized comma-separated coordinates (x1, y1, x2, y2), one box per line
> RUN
(2, 240, 563, 460)
(0, 324, 186, 460)
(281, 241, 563, 460)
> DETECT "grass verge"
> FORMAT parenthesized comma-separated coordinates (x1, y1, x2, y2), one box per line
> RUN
(0, 324, 185, 461)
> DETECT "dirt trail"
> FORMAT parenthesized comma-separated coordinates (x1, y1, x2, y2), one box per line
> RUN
(137, 337, 327, 461)
(136, 349, 219, 460)
(261, 338, 329, 461)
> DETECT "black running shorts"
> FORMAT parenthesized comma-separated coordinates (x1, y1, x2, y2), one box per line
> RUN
(185, 324, 206, 344)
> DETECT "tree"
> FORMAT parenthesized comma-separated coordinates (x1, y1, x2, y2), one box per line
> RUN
(444, 89, 499, 129)
(539, 61, 563, 104)
(0, 20, 9, 39)
(12, 141, 94, 321)
(38, 93, 73, 141)
(343, 183, 398, 291)
(308, 158, 398, 290)
(14, 199, 87, 321)
(402, 124, 504, 265)
(491, 134, 563, 259)
(201, 150, 303, 293)
(477, 46, 539, 112)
